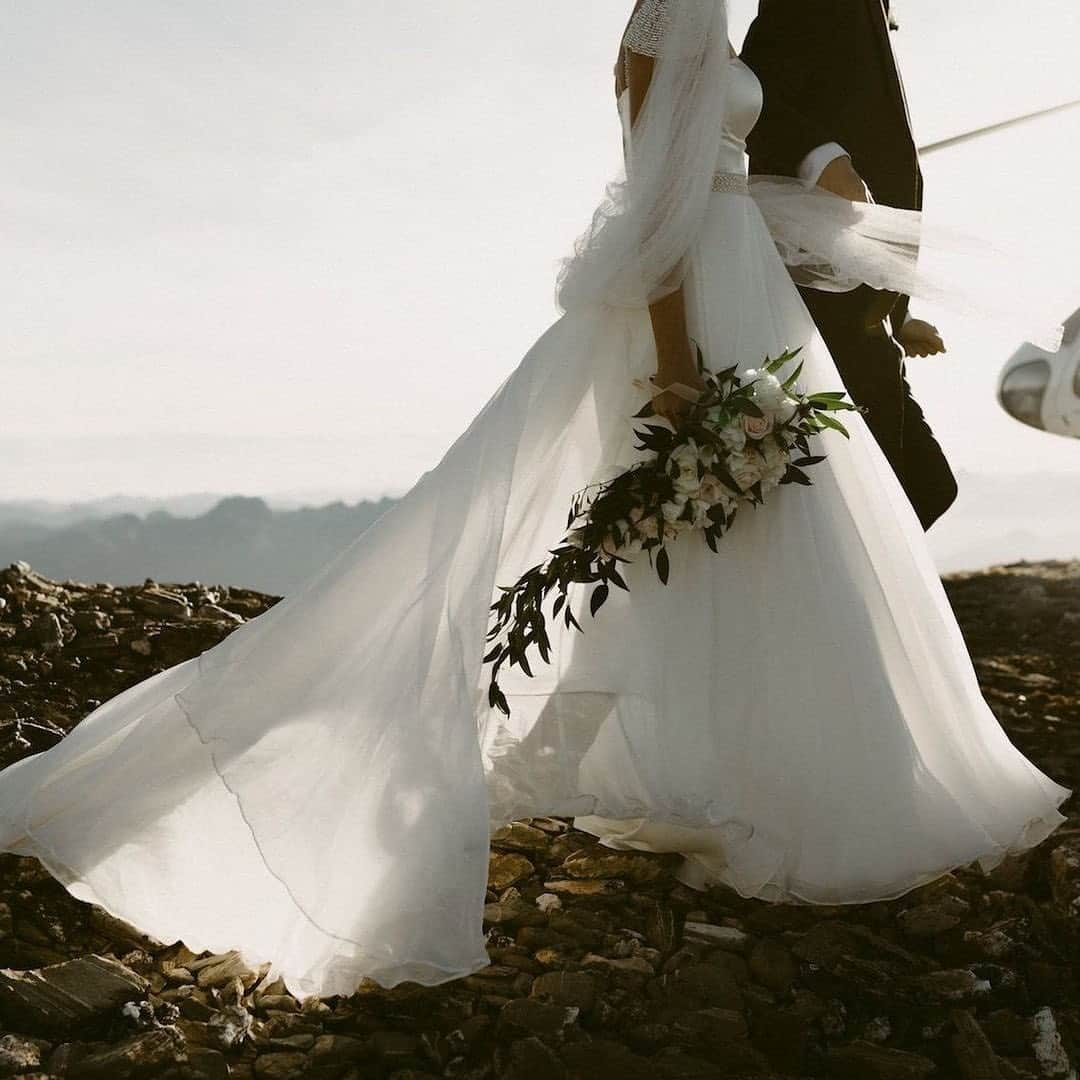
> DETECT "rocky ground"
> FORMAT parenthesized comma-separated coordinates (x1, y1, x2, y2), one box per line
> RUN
(1, 559, 1079, 1079)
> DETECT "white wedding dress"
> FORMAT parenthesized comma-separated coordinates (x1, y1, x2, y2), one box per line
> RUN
(0, 44, 1069, 999)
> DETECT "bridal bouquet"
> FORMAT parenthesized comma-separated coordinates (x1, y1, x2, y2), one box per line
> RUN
(484, 347, 859, 717)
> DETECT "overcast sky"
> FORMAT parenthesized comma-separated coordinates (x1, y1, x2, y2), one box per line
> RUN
(2, 0, 1079, 501)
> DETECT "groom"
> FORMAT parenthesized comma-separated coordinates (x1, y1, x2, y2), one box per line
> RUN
(741, 0, 958, 530)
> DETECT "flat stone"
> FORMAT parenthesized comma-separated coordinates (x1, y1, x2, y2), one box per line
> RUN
(88, 907, 162, 952)
(981, 1010, 1035, 1056)
(484, 895, 537, 927)
(194, 951, 255, 989)
(561, 1039, 654, 1080)
(0, 1034, 49, 1077)
(186, 1048, 228, 1080)
(498, 997, 580, 1040)
(541, 879, 626, 897)
(904, 969, 989, 1003)
(0, 955, 148, 1037)
(256, 994, 298, 1014)
(497, 1036, 567, 1079)
(660, 962, 744, 1011)
(1049, 838, 1080, 916)
(310, 1033, 371, 1066)
(134, 588, 192, 620)
(829, 1040, 937, 1080)
(684, 922, 750, 952)
(750, 1004, 814, 1075)
(488, 853, 535, 891)
(748, 938, 797, 993)
(951, 1009, 1004, 1080)
(206, 1005, 254, 1050)
(582, 953, 656, 977)
(670, 1006, 748, 1046)
(1033, 1007, 1073, 1080)
(559, 848, 666, 884)
(193, 604, 244, 626)
(530, 970, 598, 1013)
(897, 897, 971, 938)
(253, 1051, 308, 1079)
(491, 822, 551, 855)
(66, 1029, 188, 1079)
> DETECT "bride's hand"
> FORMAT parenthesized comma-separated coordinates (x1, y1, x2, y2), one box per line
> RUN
(650, 366, 708, 424)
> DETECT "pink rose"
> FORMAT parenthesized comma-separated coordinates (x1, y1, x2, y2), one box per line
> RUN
(742, 413, 775, 440)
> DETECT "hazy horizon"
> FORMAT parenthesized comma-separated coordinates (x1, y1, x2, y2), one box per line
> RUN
(3, 0, 1080, 505)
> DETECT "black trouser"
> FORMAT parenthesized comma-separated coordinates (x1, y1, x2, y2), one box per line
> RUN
(800, 287, 958, 531)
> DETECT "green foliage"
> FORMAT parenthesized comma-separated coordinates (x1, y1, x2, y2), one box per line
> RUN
(483, 346, 855, 718)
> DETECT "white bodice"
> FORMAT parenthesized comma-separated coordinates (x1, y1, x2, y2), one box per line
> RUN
(618, 55, 763, 178)
(716, 56, 763, 174)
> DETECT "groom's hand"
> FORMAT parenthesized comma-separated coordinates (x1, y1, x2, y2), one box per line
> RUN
(817, 156, 869, 203)
(898, 319, 947, 358)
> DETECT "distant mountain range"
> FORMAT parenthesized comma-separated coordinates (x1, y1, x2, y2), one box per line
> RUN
(1, 470, 1077, 594)
(0, 495, 399, 594)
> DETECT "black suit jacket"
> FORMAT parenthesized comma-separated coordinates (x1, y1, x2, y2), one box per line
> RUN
(741, 0, 923, 333)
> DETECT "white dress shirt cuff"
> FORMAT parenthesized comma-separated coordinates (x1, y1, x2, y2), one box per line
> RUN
(797, 143, 850, 187)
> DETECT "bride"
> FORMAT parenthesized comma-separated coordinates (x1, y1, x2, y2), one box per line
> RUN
(0, 0, 1070, 998)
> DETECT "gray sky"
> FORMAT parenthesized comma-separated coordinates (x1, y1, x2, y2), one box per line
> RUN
(3, 0, 1080, 501)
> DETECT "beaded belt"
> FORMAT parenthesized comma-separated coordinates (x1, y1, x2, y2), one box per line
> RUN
(712, 172, 749, 194)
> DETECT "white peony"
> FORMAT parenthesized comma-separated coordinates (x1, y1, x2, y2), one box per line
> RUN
(669, 440, 701, 471)
(601, 519, 632, 556)
(774, 395, 799, 424)
(727, 450, 762, 492)
(635, 512, 661, 540)
(696, 475, 727, 506)
(688, 498, 713, 529)
(761, 443, 790, 489)
(661, 494, 689, 523)
(673, 466, 702, 495)
(719, 423, 747, 453)
(663, 520, 691, 542)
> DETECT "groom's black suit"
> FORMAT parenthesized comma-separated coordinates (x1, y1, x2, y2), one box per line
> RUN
(741, 0, 958, 530)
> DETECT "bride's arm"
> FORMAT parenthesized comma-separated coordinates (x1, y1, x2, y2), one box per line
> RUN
(624, 46, 706, 421)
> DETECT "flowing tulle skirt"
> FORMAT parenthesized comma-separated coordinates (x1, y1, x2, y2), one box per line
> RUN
(0, 189, 1069, 998)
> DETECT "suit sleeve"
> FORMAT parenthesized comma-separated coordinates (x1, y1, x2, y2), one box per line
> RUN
(741, 0, 849, 178)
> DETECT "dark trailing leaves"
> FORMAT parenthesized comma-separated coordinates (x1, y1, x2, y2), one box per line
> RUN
(483, 344, 854, 717)
(656, 547, 670, 585)
(590, 583, 610, 617)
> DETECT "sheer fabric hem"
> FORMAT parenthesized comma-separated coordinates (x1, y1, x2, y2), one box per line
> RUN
(5, 815, 493, 999)
(575, 789, 1071, 909)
